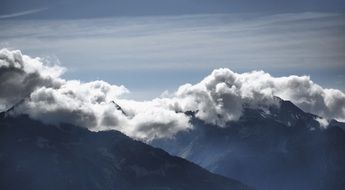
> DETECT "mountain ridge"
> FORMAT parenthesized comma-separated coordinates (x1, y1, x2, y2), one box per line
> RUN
(0, 113, 251, 190)
(151, 97, 345, 190)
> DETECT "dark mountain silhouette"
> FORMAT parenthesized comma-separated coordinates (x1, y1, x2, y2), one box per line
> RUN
(151, 98, 345, 190)
(0, 113, 251, 190)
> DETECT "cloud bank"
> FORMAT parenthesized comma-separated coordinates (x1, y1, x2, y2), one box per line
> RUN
(0, 49, 64, 110)
(0, 49, 191, 141)
(1, 49, 344, 140)
(159, 69, 345, 126)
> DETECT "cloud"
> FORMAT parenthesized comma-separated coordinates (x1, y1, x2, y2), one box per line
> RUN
(315, 117, 329, 129)
(1, 49, 344, 141)
(1, 49, 192, 141)
(158, 69, 345, 125)
(1, 12, 344, 100)
(1, 13, 343, 71)
(0, 48, 64, 110)
(18, 80, 128, 129)
(0, 7, 49, 19)
(16, 81, 192, 141)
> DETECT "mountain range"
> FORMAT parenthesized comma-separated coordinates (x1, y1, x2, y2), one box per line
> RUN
(151, 97, 345, 190)
(1, 96, 345, 190)
(0, 113, 250, 190)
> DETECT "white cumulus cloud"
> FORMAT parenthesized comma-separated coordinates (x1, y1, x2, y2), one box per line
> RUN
(0, 48, 64, 110)
(1, 49, 344, 141)
(1, 49, 192, 141)
(158, 68, 345, 125)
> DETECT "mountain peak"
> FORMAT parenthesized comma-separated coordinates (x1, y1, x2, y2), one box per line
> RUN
(151, 97, 345, 190)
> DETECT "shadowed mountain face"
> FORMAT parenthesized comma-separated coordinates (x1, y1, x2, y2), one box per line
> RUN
(0, 114, 250, 190)
(151, 98, 345, 190)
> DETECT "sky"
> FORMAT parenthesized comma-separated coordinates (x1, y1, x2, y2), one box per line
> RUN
(0, 0, 344, 100)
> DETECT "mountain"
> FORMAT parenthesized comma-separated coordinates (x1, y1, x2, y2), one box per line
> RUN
(151, 98, 345, 190)
(0, 113, 251, 190)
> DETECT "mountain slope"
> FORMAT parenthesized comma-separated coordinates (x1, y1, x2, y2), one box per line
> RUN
(151, 98, 345, 190)
(0, 114, 250, 190)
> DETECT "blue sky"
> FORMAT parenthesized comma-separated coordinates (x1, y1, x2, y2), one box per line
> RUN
(1, 0, 345, 18)
(0, 0, 344, 100)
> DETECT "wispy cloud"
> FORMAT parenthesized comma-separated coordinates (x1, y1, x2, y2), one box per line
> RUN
(0, 13, 344, 98)
(0, 7, 49, 19)
(0, 13, 343, 69)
